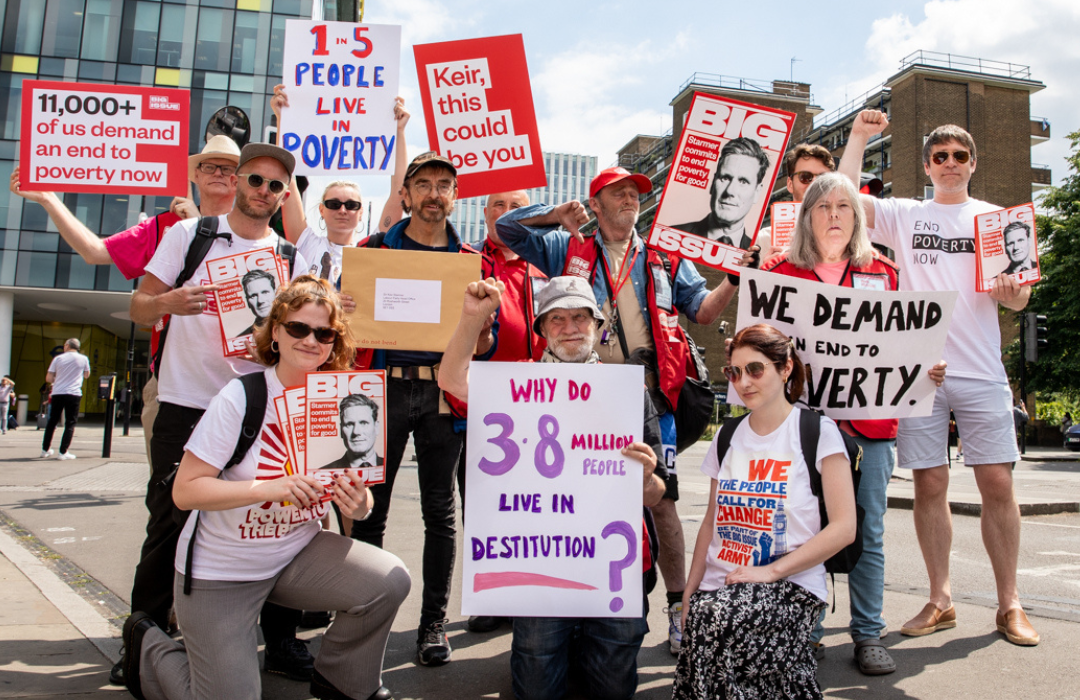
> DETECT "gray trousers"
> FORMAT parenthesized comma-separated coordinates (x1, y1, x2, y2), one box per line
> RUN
(138, 531, 411, 700)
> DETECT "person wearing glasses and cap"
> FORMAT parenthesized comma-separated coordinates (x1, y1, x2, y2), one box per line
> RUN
(839, 110, 1039, 647)
(125, 142, 315, 686)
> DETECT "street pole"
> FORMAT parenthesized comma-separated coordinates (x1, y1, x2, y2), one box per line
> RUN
(1019, 313, 1027, 455)
(123, 317, 135, 436)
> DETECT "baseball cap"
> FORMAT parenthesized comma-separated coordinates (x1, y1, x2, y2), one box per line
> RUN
(237, 143, 295, 179)
(405, 151, 457, 181)
(532, 276, 606, 335)
(188, 134, 241, 180)
(589, 166, 652, 199)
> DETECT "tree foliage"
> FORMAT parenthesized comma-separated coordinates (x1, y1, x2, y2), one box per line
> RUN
(1012, 129, 1080, 396)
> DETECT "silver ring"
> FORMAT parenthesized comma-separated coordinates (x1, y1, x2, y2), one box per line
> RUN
(200, 301, 205, 311)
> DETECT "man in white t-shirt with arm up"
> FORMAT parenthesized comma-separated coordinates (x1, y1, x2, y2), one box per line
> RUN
(839, 110, 1038, 646)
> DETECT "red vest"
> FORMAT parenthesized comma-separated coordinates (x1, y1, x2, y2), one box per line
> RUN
(761, 251, 901, 440)
(481, 240, 547, 363)
(563, 235, 698, 411)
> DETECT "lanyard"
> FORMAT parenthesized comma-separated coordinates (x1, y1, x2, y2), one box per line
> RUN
(599, 237, 640, 318)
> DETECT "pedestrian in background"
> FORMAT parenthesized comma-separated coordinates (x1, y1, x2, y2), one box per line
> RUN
(40, 339, 91, 459)
(0, 375, 14, 433)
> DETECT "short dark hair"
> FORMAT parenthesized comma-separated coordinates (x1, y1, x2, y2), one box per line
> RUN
(1003, 221, 1031, 239)
(922, 124, 977, 165)
(783, 144, 835, 177)
(340, 392, 379, 424)
(241, 268, 276, 293)
(717, 137, 770, 185)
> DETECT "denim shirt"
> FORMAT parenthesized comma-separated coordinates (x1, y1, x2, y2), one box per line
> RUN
(496, 203, 709, 326)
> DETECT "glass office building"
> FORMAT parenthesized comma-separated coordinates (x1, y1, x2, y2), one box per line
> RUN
(0, 0, 327, 416)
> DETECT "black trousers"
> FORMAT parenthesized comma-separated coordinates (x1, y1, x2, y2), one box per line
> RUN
(42, 393, 81, 454)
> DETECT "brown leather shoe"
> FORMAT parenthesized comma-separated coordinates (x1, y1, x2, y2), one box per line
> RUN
(996, 608, 1040, 646)
(900, 603, 956, 637)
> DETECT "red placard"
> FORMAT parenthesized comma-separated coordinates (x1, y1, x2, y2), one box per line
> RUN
(646, 92, 795, 273)
(20, 80, 189, 196)
(414, 34, 546, 199)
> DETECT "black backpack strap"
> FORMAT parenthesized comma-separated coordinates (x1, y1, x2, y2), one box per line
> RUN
(712, 413, 750, 467)
(153, 216, 227, 375)
(183, 371, 267, 595)
(799, 408, 823, 498)
(363, 231, 387, 249)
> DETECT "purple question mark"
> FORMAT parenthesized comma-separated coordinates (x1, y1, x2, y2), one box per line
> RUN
(601, 520, 637, 613)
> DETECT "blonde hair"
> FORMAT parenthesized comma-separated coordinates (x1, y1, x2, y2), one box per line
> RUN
(252, 275, 355, 371)
(787, 172, 873, 269)
(321, 180, 362, 203)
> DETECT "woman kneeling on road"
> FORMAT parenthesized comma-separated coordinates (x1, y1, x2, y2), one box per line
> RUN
(672, 324, 857, 700)
(122, 276, 411, 700)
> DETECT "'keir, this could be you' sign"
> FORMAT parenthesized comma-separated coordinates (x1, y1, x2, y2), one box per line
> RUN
(280, 20, 400, 176)
(414, 34, 545, 199)
(463, 362, 644, 618)
(734, 269, 956, 419)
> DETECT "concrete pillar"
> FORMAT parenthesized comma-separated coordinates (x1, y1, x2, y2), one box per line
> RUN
(0, 291, 12, 377)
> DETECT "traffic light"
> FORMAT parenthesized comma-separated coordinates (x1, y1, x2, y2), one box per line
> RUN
(1024, 312, 1048, 361)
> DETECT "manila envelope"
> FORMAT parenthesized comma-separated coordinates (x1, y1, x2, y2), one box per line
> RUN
(341, 247, 481, 351)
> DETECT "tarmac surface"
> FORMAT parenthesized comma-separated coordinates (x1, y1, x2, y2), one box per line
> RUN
(1, 421, 1079, 699)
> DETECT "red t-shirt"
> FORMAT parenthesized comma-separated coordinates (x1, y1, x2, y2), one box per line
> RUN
(484, 242, 546, 363)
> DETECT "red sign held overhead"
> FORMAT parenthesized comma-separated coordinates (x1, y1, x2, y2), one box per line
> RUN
(414, 34, 546, 199)
(20, 80, 189, 196)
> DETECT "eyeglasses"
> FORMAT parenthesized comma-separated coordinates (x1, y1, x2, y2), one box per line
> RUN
(280, 321, 338, 344)
(240, 172, 287, 194)
(323, 199, 362, 211)
(792, 171, 820, 185)
(722, 361, 782, 382)
(196, 162, 237, 176)
(930, 150, 971, 165)
(410, 180, 455, 196)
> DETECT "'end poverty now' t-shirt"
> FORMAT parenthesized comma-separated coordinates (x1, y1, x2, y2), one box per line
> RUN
(699, 409, 846, 602)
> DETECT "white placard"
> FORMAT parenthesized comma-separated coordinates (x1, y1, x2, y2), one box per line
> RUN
(734, 268, 957, 419)
(373, 279, 442, 324)
(463, 362, 645, 618)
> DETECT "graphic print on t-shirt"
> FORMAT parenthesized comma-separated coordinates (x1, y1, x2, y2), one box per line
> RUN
(714, 450, 792, 567)
(910, 221, 975, 267)
(237, 421, 326, 540)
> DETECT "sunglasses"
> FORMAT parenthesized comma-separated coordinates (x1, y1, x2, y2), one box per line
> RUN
(930, 150, 971, 165)
(792, 171, 820, 185)
(722, 361, 782, 382)
(196, 162, 237, 176)
(280, 321, 338, 344)
(323, 199, 362, 211)
(240, 172, 287, 194)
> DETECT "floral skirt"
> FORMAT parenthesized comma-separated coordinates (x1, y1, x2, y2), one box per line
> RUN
(671, 581, 826, 700)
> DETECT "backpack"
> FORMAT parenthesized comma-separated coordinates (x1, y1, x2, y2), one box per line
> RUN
(180, 371, 267, 594)
(152, 216, 297, 375)
(711, 408, 864, 575)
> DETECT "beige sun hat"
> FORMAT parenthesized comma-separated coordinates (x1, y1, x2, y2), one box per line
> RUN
(188, 134, 242, 180)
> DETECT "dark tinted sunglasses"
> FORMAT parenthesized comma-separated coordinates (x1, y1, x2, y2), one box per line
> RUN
(241, 172, 287, 194)
(930, 150, 971, 165)
(323, 199, 362, 211)
(280, 321, 338, 344)
(792, 171, 819, 185)
(722, 361, 781, 382)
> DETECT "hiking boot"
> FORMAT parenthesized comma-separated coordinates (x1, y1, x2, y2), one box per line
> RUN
(416, 620, 452, 666)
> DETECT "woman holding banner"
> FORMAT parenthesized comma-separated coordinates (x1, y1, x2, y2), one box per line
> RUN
(759, 172, 945, 675)
(673, 323, 856, 699)
(121, 276, 409, 700)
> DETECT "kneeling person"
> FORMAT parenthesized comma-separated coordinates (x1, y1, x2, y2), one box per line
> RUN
(440, 276, 666, 700)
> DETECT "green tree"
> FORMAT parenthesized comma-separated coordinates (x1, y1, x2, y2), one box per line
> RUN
(1009, 129, 1080, 396)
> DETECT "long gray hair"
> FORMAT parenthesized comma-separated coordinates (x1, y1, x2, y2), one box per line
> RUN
(787, 172, 874, 269)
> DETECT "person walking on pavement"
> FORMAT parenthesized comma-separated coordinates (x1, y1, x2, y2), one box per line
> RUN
(40, 339, 90, 459)
(0, 375, 14, 433)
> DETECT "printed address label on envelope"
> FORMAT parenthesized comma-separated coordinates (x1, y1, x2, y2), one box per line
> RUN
(373, 279, 442, 324)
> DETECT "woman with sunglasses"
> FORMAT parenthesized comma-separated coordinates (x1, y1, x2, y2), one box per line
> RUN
(760, 172, 945, 675)
(122, 276, 410, 700)
(273, 86, 411, 287)
(673, 323, 856, 700)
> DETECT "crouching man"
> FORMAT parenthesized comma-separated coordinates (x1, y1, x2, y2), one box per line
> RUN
(439, 276, 666, 700)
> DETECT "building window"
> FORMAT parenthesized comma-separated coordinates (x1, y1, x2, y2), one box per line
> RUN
(268, 14, 287, 79)
(120, 1, 161, 65)
(158, 4, 197, 69)
(2, 1, 46, 55)
(233, 11, 270, 76)
(42, 0, 85, 59)
(195, 8, 235, 73)
(81, 0, 123, 62)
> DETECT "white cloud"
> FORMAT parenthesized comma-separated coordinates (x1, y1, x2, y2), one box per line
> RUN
(853, 0, 1080, 185)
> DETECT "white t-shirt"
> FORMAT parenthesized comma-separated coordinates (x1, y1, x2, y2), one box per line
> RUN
(699, 409, 847, 602)
(145, 216, 308, 410)
(48, 352, 91, 396)
(176, 367, 328, 581)
(296, 226, 345, 286)
(871, 198, 1006, 384)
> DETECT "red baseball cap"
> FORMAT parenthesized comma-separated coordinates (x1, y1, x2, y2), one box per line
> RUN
(589, 167, 653, 199)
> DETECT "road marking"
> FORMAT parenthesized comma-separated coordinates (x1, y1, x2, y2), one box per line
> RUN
(1022, 520, 1080, 529)
(1016, 564, 1080, 577)
(44, 527, 75, 532)
(53, 537, 75, 544)
(1036, 551, 1080, 557)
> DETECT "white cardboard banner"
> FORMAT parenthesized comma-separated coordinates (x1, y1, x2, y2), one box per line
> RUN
(463, 362, 644, 618)
(734, 268, 957, 419)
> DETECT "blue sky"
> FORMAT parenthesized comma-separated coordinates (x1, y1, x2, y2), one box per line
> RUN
(316, 0, 1080, 222)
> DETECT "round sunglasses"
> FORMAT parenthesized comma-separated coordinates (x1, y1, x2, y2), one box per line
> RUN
(792, 171, 820, 185)
(930, 150, 971, 165)
(722, 361, 782, 382)
(323, 199, 362, 211)
(280, 321, 338, 344)
(241, 172, 287, 194)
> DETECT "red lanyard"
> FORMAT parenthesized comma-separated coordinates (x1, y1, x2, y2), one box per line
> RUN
(601, 238, 640, 313)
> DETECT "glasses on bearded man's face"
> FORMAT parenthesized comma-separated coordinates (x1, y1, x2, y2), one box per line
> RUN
(410, 179, 455, 196)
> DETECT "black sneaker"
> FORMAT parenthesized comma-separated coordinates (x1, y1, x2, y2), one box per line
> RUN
(264, 637, 315, 682)
(467, 615, 504, 633)
(416, 620, 452, 666)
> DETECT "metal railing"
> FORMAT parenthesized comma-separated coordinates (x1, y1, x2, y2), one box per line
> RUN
(677, 72, 814, 102)
(899, 50, 1032, 80)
